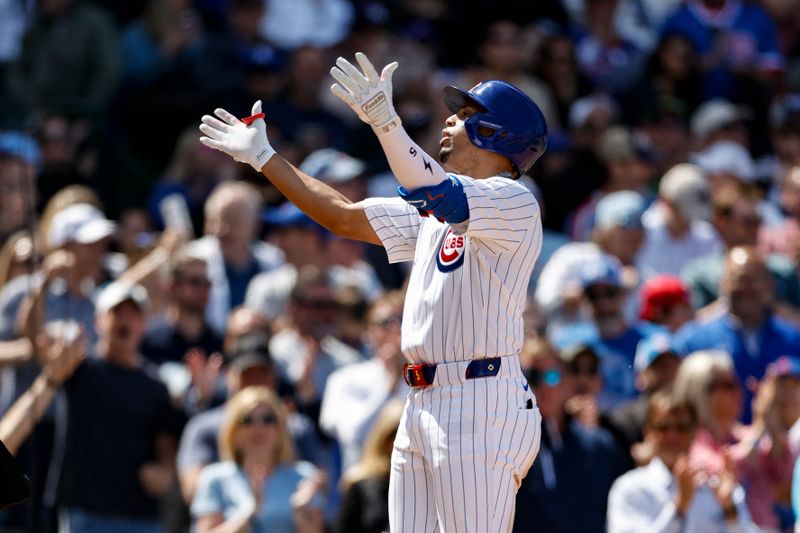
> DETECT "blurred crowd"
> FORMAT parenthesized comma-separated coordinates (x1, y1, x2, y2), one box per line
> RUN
(5, 0, 800, 532)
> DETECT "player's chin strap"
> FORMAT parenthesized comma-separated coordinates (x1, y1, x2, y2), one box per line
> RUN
(398, 175, 470, 227)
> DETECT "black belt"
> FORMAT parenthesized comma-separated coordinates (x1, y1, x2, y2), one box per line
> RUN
(403, 358, 501, 389)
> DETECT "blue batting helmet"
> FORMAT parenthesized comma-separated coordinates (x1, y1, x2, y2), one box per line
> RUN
(442, 80, 548, 175)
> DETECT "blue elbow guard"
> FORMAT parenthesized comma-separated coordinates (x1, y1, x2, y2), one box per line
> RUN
(398, 176, 469, 224)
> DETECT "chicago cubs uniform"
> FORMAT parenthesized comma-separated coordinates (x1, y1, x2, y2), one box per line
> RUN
(197, 50, 548, 533)
(363, 174, 543, 532)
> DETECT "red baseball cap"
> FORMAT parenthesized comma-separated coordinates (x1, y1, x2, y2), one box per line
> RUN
(640, 276, 690, 322)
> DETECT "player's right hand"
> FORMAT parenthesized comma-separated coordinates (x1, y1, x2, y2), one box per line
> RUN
(330, 52, 401, 135)
(199, 100, 275, 172)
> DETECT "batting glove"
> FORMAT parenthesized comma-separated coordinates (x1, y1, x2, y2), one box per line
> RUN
(330, 52, 401, 136)
(198, 100, 275, 172)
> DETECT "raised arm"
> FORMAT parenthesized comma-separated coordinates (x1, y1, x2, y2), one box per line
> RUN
(198, 102, 380, 245)
(330, 52, 450, 190)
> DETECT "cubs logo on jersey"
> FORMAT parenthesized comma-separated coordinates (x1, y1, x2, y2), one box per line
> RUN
(437, 228, 466, 272)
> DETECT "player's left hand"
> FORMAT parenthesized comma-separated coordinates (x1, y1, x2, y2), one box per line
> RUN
(330, 52, 401, 135)
(199, 100, 275, 172)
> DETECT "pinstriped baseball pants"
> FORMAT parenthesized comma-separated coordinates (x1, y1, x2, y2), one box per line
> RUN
(388, 355, 541, 533)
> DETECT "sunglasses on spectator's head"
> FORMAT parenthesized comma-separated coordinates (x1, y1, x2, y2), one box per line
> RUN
(526, 368, 561, 387)
(239, 413, 278, 426)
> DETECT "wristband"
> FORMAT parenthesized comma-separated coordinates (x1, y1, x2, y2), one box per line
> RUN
(240, 113, 265, 125)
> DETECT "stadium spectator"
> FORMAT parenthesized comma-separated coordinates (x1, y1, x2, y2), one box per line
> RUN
(571, 0, 646, 94)
(269, 265, 362, 419)
(689, 98, 751, 151)
(682, 183, 800, 310)
(320, 291, 407, 472)
(4, 0, 121, 117)
(0, 132, 39, 244)
(0, 203, 115, 347)
(191, 386, 326, 533)
(676, 246, 800, 421)
(732, 357, 799, 531)
(567, 126, 655, 241)
(535, 191, 647, 335)
(553, 254, 662, 408)
(187, 181, 283, 334)
(620, 33, 699, 133)
(0, 231, 35, 290)
(177, 332, 321, 503)
(607, 391, 754, 532)
(610, 333, 682, 462)
(638, 276, 695, 332)
(660, 0, 784, 102)
(141, 250, 222, 366)
(637, 164, 721, 278)
(514, 338, 627, 533)
(58, 281, 181, 532)
(335, 400, 403, 533)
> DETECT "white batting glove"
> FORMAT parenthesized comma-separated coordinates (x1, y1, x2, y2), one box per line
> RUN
(198, 100, 275, 172)
(330, 52, 401, 135)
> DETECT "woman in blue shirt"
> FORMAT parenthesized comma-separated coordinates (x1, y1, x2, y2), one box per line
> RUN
(192, 386, 325, 533)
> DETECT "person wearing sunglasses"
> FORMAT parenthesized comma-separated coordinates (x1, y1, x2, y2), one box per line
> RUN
(141, 250, 222, 366)
(192, 386, 325, 533)
(515, 338, 627, 533)
(554, 254, 666, 409)
(672, 349, 786, 530)
(607, 391, 755, 532)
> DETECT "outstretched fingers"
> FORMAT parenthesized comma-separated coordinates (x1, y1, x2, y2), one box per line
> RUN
(336, 57, 370, 89)
(213, 107, 240, 126)
(201, 114, 230, 133)
(330, 66, 363, 97)
(355, 52, 380, 84)
(198, 137, 223, 151)
(330, 83, 355, 105)
(199, 123, 226, 142)
(381, 61, 399, 82)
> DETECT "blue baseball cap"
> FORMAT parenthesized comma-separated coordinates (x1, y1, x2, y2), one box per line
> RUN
(0, 131, 41, 167)
(767, 356, 800, 378)
(580, 254, 623, 289)
(594, 191, 646, 230)
(633, 333, 679, 373)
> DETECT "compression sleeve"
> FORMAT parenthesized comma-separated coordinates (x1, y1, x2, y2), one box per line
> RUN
(375, 124, 450, 189)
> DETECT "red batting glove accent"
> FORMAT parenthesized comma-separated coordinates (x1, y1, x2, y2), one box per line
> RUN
(240, 113, 266, 125)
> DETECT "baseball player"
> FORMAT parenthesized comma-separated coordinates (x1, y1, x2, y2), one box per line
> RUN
(198, 52, 547, 532)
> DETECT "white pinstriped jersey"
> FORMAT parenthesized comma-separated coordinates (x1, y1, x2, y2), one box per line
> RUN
(363, 174, 542, 364)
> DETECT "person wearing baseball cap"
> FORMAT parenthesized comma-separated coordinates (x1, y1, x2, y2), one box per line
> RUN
(568, 127, 655, 241)
(299, 148, 367, 202)
(639, 276, 694, 332)
(0, 202, 116, 353)
(58, 278, 182, 531)
(637, 164, 722, 279)
(608, 333, 683, 457)
(689, 98, 751, 149)
(0, 131, 40, 243)
(551, 254, 665, 409)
